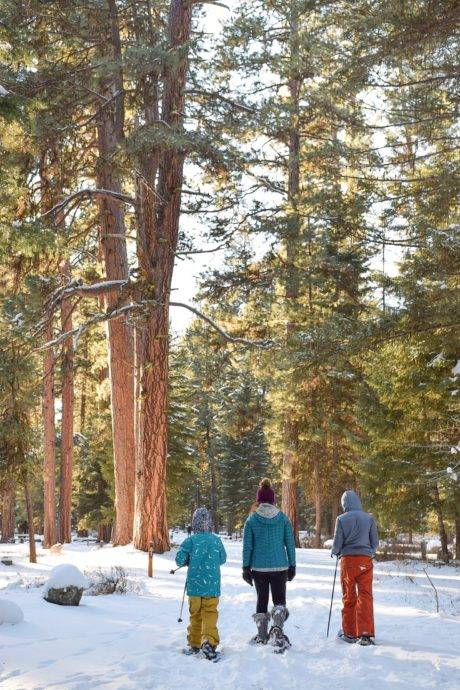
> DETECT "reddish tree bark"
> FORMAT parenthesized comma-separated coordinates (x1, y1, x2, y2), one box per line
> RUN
(96, 2, 136, 544)
(455, 483, 460, 561)
(43, 319, 56, 548)
(24, 477, 37, 564)
(59, 262, 74, 543)
(133, 306, 170, 552)
(433, 483, 449, 562)
(313, 457, 322, 548)
(133, 0, 192, 552)
(1, 479, 15, 543)
(282, 421, 300, 545)
(281, 7, 301, 547)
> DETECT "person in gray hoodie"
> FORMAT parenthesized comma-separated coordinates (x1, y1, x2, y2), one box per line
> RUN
(332, 490, 379, 646)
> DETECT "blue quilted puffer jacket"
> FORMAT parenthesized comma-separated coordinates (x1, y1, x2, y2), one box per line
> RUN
(242, 504, 296, 571)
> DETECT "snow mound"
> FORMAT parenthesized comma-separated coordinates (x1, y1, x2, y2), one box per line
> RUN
(323, 538, 333, 548)
(43, 564, 89, 596)
(0, 599, 24, 625)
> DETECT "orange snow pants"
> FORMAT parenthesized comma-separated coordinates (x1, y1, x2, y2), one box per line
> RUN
(340, 555, 375, 638)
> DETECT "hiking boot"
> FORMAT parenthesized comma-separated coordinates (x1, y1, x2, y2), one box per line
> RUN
(183, 645, 200, 655)
(358, 635, 375, 646)
(252, 612, 270, 644)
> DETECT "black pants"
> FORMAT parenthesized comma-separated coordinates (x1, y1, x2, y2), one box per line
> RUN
(253, 570, 287, 613)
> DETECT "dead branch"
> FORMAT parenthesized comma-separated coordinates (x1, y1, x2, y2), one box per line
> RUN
(423, 568, 440, 613)
(40, 188, 136, 219)
(169, 302, 272, 347)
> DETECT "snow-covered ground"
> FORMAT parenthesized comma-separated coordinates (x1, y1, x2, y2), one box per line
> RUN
(0, 537, 459, 690)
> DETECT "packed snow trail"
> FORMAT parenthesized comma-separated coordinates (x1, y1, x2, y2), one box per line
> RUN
(0, 538, 459, 690)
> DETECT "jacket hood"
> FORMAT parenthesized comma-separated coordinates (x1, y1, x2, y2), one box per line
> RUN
(341, 490, 362, 512)
(256, 503, 280, 519)
(192, 506, 213, 533)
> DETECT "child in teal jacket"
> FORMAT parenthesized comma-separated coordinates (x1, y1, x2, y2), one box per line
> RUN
(176, 507, 226, 660)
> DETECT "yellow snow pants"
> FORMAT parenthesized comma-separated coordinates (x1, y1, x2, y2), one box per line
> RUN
(187, 596, 219, 647)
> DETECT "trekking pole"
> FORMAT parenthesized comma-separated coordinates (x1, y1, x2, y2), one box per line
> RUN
(178, 578, 187, 623)
(326, 556, 339, 638)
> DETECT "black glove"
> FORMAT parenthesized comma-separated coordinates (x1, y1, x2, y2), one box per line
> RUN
(242, 567, 253, 586)
(287, 565, 296, 581)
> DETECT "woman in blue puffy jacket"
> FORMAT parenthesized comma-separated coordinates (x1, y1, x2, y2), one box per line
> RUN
(242, 478, 296, 652)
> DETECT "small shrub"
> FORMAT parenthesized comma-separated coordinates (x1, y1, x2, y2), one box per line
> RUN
(84, 566, 128, 595)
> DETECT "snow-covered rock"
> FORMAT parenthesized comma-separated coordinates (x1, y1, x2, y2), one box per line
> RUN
(0, 599, 24, 625)
(43, 564, 89, 606)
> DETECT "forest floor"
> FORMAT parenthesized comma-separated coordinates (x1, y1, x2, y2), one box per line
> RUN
(0, 536, 459, 690)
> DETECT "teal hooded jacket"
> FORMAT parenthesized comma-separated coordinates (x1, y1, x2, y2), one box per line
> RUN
(243, 504, 296, 571)
(175, 508, 227, 597)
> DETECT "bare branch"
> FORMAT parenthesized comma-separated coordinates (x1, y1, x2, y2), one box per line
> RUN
(169, 301, 272, 347)
(40, 188, 136, 219)
(186, 88, 255, 113)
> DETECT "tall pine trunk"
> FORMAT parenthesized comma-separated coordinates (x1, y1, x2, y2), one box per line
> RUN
(133, 0, 192, 552)
(24, 478, 37, 564)
(282, 421, 299, 543)
(455, 483, 460, 561)
(59, 261, 74, 543)
(133, 304, 170, 552)
(95, 0, 136, 546)
(43, 319, 56, 548)
(206, 422, 219, 532)
(313, 457, 322, 547)
(281, 5, 301, 545)
(1, 479, 15, 543)
(433, 483, 449, 562)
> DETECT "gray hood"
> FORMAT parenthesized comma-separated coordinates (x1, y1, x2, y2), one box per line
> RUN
(192, 506, 213, 533)
(256, 503, 280, 519)
(341, 490, 362, 512)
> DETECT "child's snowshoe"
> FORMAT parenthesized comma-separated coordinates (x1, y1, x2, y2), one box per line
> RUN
(358, 636, 375, 646)
(201, 641, 220, 661)
(183, 646, 200, 656)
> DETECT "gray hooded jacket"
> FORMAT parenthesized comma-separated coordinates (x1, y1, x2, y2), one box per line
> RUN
(332, 491, 378, 558)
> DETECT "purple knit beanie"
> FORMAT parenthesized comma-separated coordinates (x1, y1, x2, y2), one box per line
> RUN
(256, 478, 275, 505)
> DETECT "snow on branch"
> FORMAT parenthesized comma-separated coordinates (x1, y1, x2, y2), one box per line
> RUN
(40, 188, 136, 219)
(38, 290, 272, 351)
